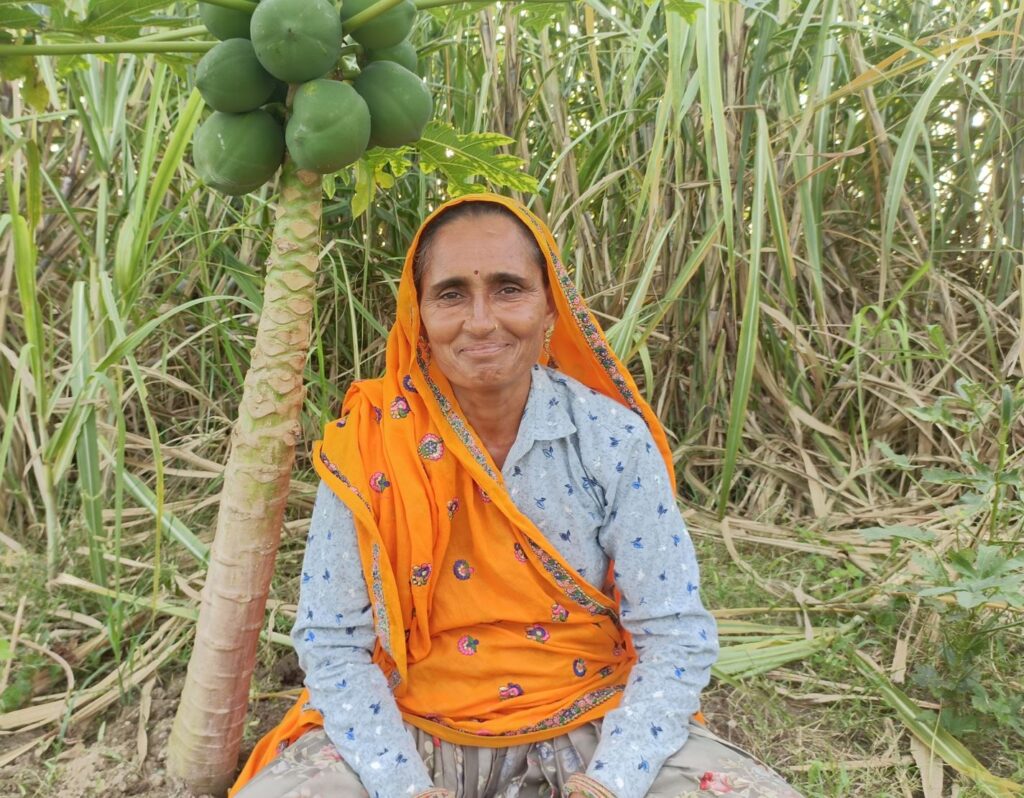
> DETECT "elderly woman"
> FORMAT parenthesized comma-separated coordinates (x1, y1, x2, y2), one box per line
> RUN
(231, 195, 799, 798)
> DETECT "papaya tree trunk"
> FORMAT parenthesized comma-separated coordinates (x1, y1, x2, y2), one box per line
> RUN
(167, 161, 321, 795)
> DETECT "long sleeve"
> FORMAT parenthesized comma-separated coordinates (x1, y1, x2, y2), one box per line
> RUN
(584, 422, 719, 798)
(291, 481, 433, 797)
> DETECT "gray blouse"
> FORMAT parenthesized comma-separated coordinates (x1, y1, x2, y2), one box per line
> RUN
(292, 365, 718, 798)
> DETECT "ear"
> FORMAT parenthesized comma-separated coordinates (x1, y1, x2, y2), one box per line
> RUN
(544, 288, 557, 330)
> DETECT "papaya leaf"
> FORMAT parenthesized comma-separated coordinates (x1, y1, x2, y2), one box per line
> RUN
(414, 122, 537, 197)
(53, 0, 171, 39)
(0, 2, 45, 30)
(352, 158, 375, 218)
(348, 147, 416, 209)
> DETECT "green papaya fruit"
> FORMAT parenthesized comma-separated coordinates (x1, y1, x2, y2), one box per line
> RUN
(286, 80, 371, 173)
(363, 38, 418, 73)
(340, 0, 416, 51)
(193, 109, 285, 195)
(353, 61, 432, 148)
(199, 2, 254, 41)
(251, 0, 342, 83)
(196, 39, 280, 113)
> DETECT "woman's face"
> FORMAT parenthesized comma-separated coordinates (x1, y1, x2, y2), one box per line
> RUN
(418, 212, 554, 402)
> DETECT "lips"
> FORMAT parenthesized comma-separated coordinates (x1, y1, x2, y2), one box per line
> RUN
(460, 342, 509, 356)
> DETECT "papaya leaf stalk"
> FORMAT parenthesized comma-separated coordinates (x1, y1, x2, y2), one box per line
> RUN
(0, 42, 215, 56)
(167, 160, 322, 795)
(198, 0, 259, 12)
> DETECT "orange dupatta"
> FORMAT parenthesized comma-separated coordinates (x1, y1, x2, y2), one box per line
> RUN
(231, 194, 675, 794)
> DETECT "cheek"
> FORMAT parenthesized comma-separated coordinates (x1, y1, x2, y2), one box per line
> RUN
(419, 307, 452, 343)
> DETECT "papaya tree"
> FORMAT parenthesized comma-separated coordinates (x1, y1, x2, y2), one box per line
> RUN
(1, 0, 535, 793)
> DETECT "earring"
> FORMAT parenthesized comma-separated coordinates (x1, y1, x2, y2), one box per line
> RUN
(543, 326, 554, 359)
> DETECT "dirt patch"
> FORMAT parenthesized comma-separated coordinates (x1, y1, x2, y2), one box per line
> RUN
(0, 669, 298, 798)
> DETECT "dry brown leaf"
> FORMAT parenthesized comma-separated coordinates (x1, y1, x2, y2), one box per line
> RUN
(910, 735, 945, 798)
(137, 677, 154, 764)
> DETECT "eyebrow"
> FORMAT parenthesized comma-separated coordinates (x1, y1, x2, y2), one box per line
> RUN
(425, 271, 531, 294)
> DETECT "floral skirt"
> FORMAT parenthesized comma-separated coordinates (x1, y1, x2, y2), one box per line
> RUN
(234, 720, 802, 798)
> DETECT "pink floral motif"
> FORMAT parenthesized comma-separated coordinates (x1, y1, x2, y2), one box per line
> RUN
(498, 682, 524, 700)
(369, 471, 390, 493)
(411, 563, 432, 586)
(318, 745, 343, 762)
(551, 603, 569, 622)
(513, 542, 528, 563)
(390, 396, 410, 419)
(699, 772, 735, 793)
(612, 643, 625, 657)
(446, 498, 460, 519)
(453, 559, 474, 580)
(457, 634, 479, 655)
(418, 433, 444, 461)
(525, 624, 550, 643)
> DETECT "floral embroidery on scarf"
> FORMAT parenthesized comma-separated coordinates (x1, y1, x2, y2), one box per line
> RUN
(457, 634, 479, 655)
(510, 686, 622, 733)
(369, 471, 391, 493)
(551, 603, 569, 622)
(572, 658, 587, 677)
(415, 348, 496, 479)
(446, 498, 460, 519)
(318, 450, 370, 511)
(513, 542, 528, 563)
(525, 624, 550, 643)
(335, 413, 349, 428)
(390, 396, 410, 419)
(525, 539, 618, 621)
(597, 665, 615, 678)
(417, 433, 444, 461)
(452, 559, 474, 580)
(411, 563, 432, 587)
(370, 544, 393, 661)
(372, 406, 383, 423)
(402, 374, 417, 393)
(476, 483, 492, 502)
(426, 684, 625, 737)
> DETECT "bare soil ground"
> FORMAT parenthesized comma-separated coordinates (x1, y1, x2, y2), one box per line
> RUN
(0, 659, 301, 798)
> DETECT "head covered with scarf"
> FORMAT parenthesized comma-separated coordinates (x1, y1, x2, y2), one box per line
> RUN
(233, 194, 676, 790)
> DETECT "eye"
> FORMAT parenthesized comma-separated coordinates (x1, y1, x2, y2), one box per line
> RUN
(499, 284, 523, 295)
(438, 290, 462, 301)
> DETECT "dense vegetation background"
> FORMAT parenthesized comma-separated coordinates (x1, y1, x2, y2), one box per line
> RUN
(1, 1, 1022, 795)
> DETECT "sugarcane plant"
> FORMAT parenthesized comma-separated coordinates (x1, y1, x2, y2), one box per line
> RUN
(2, 0, 535, 793)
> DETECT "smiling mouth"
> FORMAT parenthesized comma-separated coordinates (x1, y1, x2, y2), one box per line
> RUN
(460, 343, 509, 356)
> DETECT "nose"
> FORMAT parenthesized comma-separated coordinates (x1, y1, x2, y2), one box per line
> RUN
(463, 293, 497, 335)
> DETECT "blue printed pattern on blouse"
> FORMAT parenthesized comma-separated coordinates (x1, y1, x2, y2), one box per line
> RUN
(292, 366, 719, 798)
